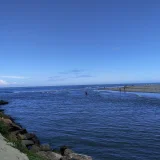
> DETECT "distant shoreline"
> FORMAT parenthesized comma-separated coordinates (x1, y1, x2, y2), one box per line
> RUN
(98, 84, 160, 93)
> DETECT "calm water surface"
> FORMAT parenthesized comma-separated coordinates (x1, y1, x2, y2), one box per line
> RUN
(0, 85, 160, 160)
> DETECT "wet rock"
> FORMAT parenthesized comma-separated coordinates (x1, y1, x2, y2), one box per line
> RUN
(9, 123, 22, 132)
(32, 136, 40, 145)
(60, 146, 68, 155)
(37, 151, 62, 160)
(24, 133, 35, 139)
(40, 144, 51, 151)
(30, 145, 41, 152)
(15, 122, 23, 128)
(60, 147, 92, 160)
(69, 153, 92, 160)
(21, 140, 34, 147)
(11, 129, 27, 135)
(0, 100, 8, 105)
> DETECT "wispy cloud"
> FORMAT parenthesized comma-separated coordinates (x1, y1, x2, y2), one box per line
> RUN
(49, 69, 93, 81)
(74, 74, 93, 78)
(0, 80, 8, 85)
(48, 76, 67, 81)
(59, 69, 85, 75)
(1, 76, 29, 79)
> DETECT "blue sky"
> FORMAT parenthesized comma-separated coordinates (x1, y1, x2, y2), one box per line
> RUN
(0, 0, 160, 87)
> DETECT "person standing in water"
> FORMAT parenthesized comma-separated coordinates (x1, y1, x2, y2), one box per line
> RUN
(85, 91, 88, 96)
(124, 85, 127, 92)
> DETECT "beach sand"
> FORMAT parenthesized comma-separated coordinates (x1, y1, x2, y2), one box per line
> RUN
(0, 133, 29, 160)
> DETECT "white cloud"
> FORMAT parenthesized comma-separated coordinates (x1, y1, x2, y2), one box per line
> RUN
(1, 76, 28, 79)
(0, 80, 8, 85)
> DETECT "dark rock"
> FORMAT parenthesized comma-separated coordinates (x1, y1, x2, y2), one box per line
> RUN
(32, 136, 40, 145)
(11, 129, 27, 135)
(24, 133, 35, 139)
(40, 144, 51, 151)
(60, 148, 92, 160)
(9, 123, 22, 132)
(14, 122, 23, 128)
(21, 140, 34, 147)
(0, 100, 8, 105)
(60, 146, 68, 155)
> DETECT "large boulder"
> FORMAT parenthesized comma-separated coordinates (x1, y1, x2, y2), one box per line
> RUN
(17, 133, 36, 140)
(17, 134, 27, 140)
(24, 133, 35, 139)
(11, 129, 27, 136)
(37, 151, 62, 160)
(21, 140, 34, 147)
(30, 145, 41, 152)
(69, 153, 92, 160)
(60, 146, 69, 155)
(2, 118, 13, 125)
(40, 144, 52, 151)
(60, 146, 92, 160)
(9, 123, 22, 132)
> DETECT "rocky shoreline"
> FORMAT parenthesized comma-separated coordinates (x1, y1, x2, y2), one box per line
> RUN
(0, 101, 92, 160)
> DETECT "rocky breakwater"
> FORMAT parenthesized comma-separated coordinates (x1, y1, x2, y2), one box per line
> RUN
(0, 100, 92, 160)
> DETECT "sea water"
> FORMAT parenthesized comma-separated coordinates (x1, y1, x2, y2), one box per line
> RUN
(0, 85, 160, 160)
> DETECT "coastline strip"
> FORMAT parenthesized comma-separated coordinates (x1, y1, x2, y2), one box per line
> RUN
(99, 84, 160, 93)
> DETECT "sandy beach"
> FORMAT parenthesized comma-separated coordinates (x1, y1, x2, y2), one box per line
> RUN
(0, 133, 29, 160)
(99, 84, 160, 93)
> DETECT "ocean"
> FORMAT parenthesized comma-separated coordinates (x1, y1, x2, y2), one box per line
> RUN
(0, 85, 160, 160)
